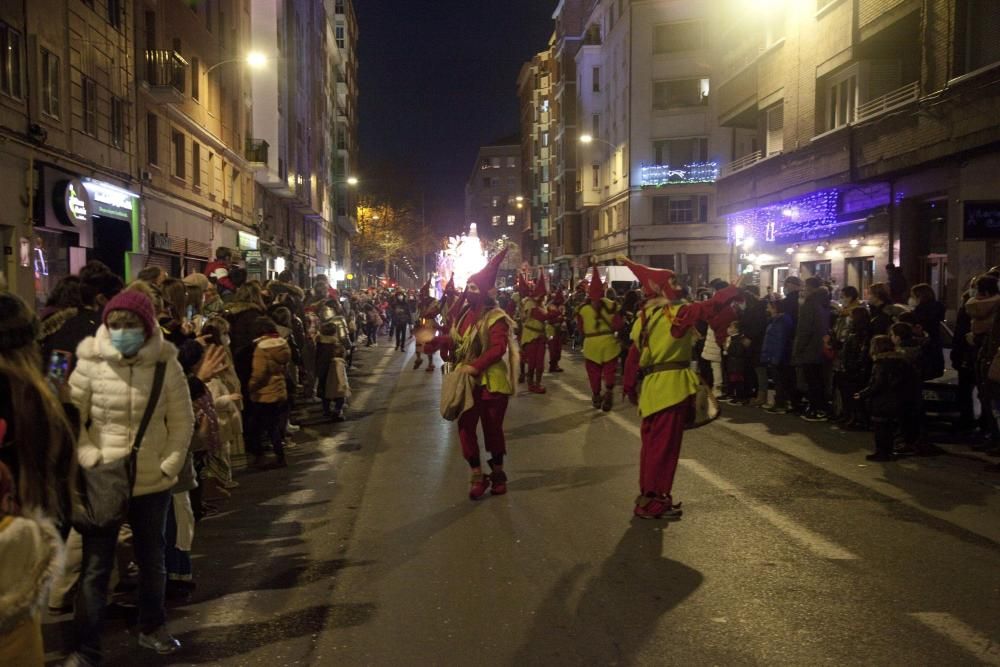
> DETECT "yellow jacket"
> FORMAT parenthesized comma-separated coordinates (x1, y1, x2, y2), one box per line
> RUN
(629, 300, 700, 418)
(577, 299, 622, 364)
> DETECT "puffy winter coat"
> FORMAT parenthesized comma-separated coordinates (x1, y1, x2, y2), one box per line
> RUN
(69, 326, 194, 497)
(792, 288, 831, 366)
(760, 313, 793, 366)
(857, 352, 919, 422)
(248, 336, 291, 403)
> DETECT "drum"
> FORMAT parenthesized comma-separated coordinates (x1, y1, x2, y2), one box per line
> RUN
(413, 323, 436, 345)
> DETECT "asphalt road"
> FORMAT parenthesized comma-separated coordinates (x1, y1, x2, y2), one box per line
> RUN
(49, 340, 1000, 666)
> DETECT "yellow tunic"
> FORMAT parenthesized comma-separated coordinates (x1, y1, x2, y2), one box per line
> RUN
(577, 299, 621, 364)
(452, 307, 514, 396)
(629, 301, 700, 418)
(520, 297, 546, 346)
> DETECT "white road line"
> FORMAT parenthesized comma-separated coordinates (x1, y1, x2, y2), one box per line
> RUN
(910, 613, 1000, 665)
(553, 377, 858, 560)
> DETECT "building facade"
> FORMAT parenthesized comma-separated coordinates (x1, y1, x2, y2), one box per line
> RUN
(517, 47, 554, 268)
(714, 0, 1000, 307)
(464, 138, 523, 246)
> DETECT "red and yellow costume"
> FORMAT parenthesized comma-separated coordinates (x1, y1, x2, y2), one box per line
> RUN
(620, 257, 741, 520)
(428, 249, 517, 500)
(576, 264, 623, 411)
(413, 281, 441, 372)
(546, 290, 566, 373)
(520, 270, 551, 394)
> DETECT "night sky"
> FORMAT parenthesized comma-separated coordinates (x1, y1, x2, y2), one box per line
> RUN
(355, 0, 557, 235)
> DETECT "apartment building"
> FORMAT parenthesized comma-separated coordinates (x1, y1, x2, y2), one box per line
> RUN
(517, 46, 554, 268)
(464, 137, 523, 245)
(0, 0, 141, 306)
(576, 0, 729, 289)
(332, 0, 360, 278)
(714, 0, 1000, 306)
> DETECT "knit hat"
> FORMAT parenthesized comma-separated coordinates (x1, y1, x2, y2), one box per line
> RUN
(103, 289, 157, 336)
(0, 293, 40, 352)
(182, 272, 211, 291)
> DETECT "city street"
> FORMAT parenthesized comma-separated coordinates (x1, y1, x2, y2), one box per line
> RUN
(57, 343, 1000, 666)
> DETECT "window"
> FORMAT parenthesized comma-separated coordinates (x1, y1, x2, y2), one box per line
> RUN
(592, 164, 600, 188)
(954, 0, 1000, 76)
(192, 142, 201, 187)
(765, 9, 786, 48)
(482, 177, 491, 188)
(765, 103, 784, 155)
(147, 114, 158, 164)
(335, 24, 345, 49)
(108, 0, 123, 30)
(507, 156, 517, 168)
(653, 78, 709, 110)
(172, 130, 185, 179)
(492, 196, 501, 208)
(506, 215, 516, 226)
(491, 215, 501, 226)
(592, 113, 600, 136)
(111, 97, 125, 148)
(82, 77, 97, 136)
(652, 195, 709, 224)
(592, 66, 600, 92)
(825, 69, 857, 130)
(490, 157, 501, 168)
(191, 57, 199, 101)
(335, 0, 345, 13)
(653, 22, 704, 53)
(541, 131, 549, 147)
(41, 49, 60, 118)
(0, 23, 23, 99)
(653, 137, 708, 166)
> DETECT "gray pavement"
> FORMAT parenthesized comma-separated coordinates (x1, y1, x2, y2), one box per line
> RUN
(47, 342, 1000, 666)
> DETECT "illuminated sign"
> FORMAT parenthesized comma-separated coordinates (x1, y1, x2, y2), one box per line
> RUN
(639, 162, 719, 187)
(54, 179, 92, 227)
(82, 179, 135, 221)
(238, 231, 259, 250)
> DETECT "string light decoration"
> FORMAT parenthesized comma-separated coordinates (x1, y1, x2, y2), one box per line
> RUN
(640, 161, 719, 187)
(725, 189, 841, 244)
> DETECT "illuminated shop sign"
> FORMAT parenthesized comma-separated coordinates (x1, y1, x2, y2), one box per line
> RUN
(639, 162, 719, 187)
(964, 201, 1000, 239)
(54, 179, 92, 227)
(238, 231, 259, 250)
(82, 179, 136, 221)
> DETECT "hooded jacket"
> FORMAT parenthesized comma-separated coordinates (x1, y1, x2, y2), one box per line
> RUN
(69, 326, 194, 497)
(857, 351, 919, 421)
(249, 335, 292, 403)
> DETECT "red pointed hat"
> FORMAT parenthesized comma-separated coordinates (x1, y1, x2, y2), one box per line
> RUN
(419, 280, 431, 296)
(618, 256, 679, 298)
(443, 274, 456, 296)
(588, 262, 605, 302)
(468, 247, 509, 293)
(533, 269, 548, 299)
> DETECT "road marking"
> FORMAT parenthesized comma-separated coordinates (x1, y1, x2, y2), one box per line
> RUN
(910, 613, 1000, 665)
(553, 378, 858, 560)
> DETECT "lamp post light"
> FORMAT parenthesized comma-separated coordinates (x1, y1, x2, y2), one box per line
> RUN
(206, 51, 268, 75)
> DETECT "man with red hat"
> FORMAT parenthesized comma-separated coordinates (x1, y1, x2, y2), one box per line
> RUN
(425, 249, 517, 500)
(412, 281, 441, 373)
(520, 269, 551, 394)
(620, 256, 742, 520)
(576, 263, 624, 411)
(546, 289, 567, 373)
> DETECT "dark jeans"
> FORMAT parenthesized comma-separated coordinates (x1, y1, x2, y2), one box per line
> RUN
(774, 364, 800, 408)
(246, 401, 289, 459)
(395, 323, 408, 349)
(873, 420, 897, 456)
(365, 323, 377, 345)
(75, 490, 172, 664)
(802, 363, 827, 412)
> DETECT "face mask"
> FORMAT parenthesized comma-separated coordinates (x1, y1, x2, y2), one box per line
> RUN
(109, 327, 146, 357)
(466, 290, 484, 308)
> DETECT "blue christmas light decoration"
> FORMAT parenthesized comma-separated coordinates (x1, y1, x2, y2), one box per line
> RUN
(725, 189, 841, 244)
(640, 161, 719, 187)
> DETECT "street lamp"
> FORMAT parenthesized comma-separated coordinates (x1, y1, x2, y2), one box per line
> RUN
(206, 51, 268, 75)
(346, 176, 359, 186)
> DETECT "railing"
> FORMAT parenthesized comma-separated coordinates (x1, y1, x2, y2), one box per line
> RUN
(856, 81, 920, 123)
(145, 50, 187, 92)
(245, 138, 269, 165)
(722, 150, 763, 177)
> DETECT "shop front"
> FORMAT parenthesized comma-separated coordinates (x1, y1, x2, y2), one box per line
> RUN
(34, 164, 141, 307)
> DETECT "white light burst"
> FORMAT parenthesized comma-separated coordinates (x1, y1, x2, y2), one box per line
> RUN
(437, 224, 487, 290)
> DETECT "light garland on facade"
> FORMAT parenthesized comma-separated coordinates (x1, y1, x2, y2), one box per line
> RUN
(725, 189, 841, 244)
(639, 161, 719, 187)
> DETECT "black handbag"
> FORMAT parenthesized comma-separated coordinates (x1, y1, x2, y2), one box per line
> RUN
(72, 361, 166, 533)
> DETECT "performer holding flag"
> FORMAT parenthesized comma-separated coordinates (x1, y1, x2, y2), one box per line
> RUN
(520, 270, 551, 394)
(576, 262, 624, 411)
(620, 257, 742, 520)
(423, 249, 518, 501)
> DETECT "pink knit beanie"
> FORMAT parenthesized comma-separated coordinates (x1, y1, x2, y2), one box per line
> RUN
(103, 289, 157, 336)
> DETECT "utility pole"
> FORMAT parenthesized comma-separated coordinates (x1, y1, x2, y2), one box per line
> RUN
(421, 191, 427, 282)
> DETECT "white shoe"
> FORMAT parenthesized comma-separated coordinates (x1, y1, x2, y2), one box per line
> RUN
(286, 423, 301, 434)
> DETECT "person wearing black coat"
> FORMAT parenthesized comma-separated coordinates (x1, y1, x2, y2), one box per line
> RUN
(910, 283, 946, 380)
(739, 289, 769, 405)
(856, 336, 919, 461)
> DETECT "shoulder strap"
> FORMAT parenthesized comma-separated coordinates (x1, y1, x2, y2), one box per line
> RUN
(131, 361, 167, 456)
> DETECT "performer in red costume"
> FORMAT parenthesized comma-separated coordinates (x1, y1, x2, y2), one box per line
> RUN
(425, 249, 517, 500)
(620, 257, 742, 520)
(546, 289, 566, 373)
(412, 281, 442, 373)
(514, 272, 531, 384)
(576, 263, 624, 411)
(520, 270, 551, 394)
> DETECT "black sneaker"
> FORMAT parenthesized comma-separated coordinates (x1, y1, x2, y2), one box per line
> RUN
(801, 410, 829, 422)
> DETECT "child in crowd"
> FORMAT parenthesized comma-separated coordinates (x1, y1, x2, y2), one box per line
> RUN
(247, 317, 292, 468)
(316, 322, 351, 421)
(856, 335, 918, 462)
(838, 307, 872, 430)
(723, 321, 751, 403)
(891, 321, 931, 454)
(760, 299, 794, 412)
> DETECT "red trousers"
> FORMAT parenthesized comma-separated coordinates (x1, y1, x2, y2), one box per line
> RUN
(457, 387, 509, 463)
(522, 338, 546, 373)
(639, 398, 692, 498)
(548, 336, 562, 368)
(585, 359, 617, 395)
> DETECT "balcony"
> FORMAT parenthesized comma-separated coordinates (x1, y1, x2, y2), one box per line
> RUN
(245, 139, 269, 166)
(856, 81, 920, 123)
(144, 50, 187, 104)
(721, 150, 763, 178)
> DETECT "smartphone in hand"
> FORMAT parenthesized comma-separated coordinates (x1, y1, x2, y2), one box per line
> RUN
(47, 350, 73, 382)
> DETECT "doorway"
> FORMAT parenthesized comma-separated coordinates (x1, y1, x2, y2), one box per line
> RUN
(846, 256, 875, 295)
(91, 216, 133, 280)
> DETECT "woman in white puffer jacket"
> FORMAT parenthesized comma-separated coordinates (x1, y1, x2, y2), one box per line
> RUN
(67, 289, 193, 664)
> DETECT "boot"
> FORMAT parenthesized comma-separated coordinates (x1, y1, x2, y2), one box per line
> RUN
(592, 393, 602, 409)
(533, 369, 546, 394)
(413, 357, 424, 370)
(469, 470, 491, 500)
(489, 467, 508, 496)
(601, 390, 614, 412)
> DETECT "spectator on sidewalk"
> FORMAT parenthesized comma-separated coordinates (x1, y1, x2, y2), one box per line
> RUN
(761, 298, 794, 413)
(887, 263, 909, 305)
(857, 335, 917, 462)
(867, 282, 902, 337)
(781, 276, 802, 326)
(68, 289, 194, 661)
(739, 287, 770, 406)
(793, 277, 832, 421)
(837, 307, 872, 429)
(723, 321, 751, 404)
(316, 322, 351, 422)
(910, 283, 946, 380)
(246, 317, 292, 469)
